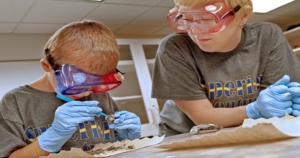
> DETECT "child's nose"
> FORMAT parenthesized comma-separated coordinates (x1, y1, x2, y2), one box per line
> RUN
(189, 25, 207, 34)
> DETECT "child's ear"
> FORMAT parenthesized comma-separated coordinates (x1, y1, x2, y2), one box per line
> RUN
(40, 58, 52, 72)
(239, 6, 252, 27)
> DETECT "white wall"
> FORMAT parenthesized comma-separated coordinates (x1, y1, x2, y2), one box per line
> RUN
(0, 34, 51, 99)
(0, 61, 44, 98)
(0, 34, 50, 60)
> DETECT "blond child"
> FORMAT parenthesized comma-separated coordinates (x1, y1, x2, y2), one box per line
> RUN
(152, 0, 300, 136)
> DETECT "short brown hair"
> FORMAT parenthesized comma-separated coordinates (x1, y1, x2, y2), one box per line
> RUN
(44, 19, 119, 75)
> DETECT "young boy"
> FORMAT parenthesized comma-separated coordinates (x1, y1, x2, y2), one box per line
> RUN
(0, 19, 141, 158)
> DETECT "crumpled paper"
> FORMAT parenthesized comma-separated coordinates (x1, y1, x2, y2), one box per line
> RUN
(41, 135, 165, 158)
(156, 115, 300, 149)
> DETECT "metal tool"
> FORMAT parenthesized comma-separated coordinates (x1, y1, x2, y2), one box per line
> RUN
(190, 124, 223, 135)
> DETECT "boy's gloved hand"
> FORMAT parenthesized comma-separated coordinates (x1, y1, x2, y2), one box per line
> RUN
(287, 82, 300, 116)
(246, 75, 293, 119)
(38, 101, 102, 152)
(109, 111, 141, 141)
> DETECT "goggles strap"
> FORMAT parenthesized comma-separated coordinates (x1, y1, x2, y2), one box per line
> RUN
(116, 68, 125, 75)
(233, 5, 242, 13)
(221, 5, 241, 19)
(45, 48, 60, 71)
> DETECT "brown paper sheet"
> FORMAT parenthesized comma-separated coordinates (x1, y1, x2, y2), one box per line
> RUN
(156, 115, 300, 149)
(41, 135, 165, 158)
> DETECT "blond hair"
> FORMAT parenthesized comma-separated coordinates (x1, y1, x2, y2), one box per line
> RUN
(174, 0, 253, 23)
(44, 19, 119, 75)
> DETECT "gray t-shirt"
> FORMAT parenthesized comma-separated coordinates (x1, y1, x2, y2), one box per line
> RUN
(0, 85, 118, 157)
(152, 22, 300, 135)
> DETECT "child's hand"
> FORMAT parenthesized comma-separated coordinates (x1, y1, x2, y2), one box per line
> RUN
(287, 82, 300, 116)
(109, 111, 141, 141)
(38, 101, 102, 152)
(246, 75, 293, 119)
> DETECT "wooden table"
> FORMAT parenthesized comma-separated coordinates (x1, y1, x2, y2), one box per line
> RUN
(112, 128, 300, 158)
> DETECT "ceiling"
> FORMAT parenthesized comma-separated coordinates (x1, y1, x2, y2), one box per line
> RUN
(0, 0, 300, 38)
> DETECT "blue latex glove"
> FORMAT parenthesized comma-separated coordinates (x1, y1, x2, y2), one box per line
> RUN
(108, 111, 141, 141)
(246, 75, 293, 119)
(38, 101, 102, 152)
(287, 82, 300, 116)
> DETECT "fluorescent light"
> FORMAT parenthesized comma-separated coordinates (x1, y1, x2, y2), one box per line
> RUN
(252, 0, 294, 13)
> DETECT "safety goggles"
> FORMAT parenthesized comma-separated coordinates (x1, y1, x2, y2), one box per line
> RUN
(54, 63, 124, 95)
(44, 49, 123, 95)
(167, 2, 241, 33)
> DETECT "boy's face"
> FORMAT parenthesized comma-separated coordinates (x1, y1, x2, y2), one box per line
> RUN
(169, 0, 244, 52)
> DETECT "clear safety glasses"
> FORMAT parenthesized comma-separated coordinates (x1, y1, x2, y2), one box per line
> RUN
(54, 64, 124, 95)
(45, 49, 124, 95)
(167, 2, 241, 33)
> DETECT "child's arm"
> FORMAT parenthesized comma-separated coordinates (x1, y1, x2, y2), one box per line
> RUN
(8, 141, 49, 158)
(9, 100, 102, 158)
